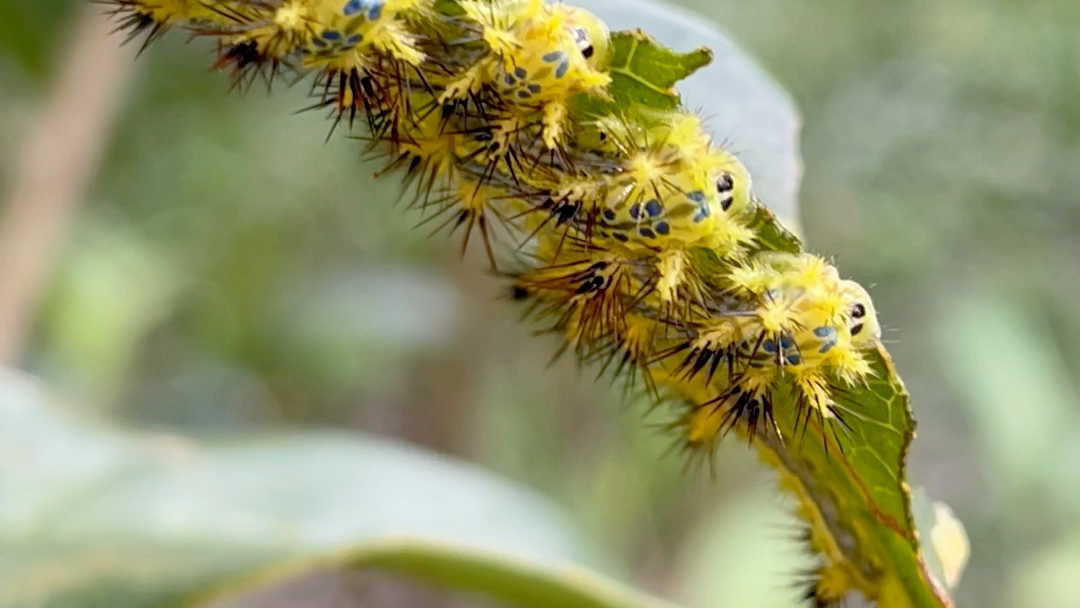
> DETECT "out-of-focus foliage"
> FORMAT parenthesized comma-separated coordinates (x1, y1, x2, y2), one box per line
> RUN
(0, 370, 679, 608)
(1, 0, 1077, 606)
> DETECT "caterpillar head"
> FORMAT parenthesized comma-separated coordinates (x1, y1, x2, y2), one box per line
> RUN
(710, 152, 753, 219)
(838, 280, 880, 347)
(561, 7, 611, 71)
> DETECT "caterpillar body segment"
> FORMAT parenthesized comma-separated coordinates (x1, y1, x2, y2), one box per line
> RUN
(552, 112, 757, 255)
(104, 0, 233, 30)
(201, 0, 435, 93)
(100, 0, 237, 50)
(589, 149, 756, 254)
(214, 0, 430, 66)
(441, 0, 612, 148)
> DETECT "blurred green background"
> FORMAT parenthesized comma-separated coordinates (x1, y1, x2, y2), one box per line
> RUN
(2, 0, 1079, 606)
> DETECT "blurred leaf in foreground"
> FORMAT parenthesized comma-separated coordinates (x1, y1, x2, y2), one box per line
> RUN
(0, 369, 676, 608)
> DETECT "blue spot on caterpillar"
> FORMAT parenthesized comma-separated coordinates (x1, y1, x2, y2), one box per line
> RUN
(644, 199, 662, 217)
(342, 0, 383, 20)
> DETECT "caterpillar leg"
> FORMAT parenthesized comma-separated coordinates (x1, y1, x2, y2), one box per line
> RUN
(541, 99, 568, 149)
(439, 64, 486, 105)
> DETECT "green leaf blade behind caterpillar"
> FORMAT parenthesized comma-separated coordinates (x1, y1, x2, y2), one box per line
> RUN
(570, 31, 711, 121)
(562, 10, 959, 606)
(751, 348, 955, 607)
(606, 30, 712, 110)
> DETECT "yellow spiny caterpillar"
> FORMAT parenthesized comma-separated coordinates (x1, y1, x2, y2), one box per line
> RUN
(101, 1, 889, 604)
(98, 0, 883, 515)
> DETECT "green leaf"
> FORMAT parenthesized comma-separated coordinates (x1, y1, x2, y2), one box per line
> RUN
(747, 205, 802, 254)
(577, 2, 965, 606)
(0, 370, 676, 608)
(753, 350, 956, 607)
(569, 30, 711, 131)
(604, 30, 712, 111)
